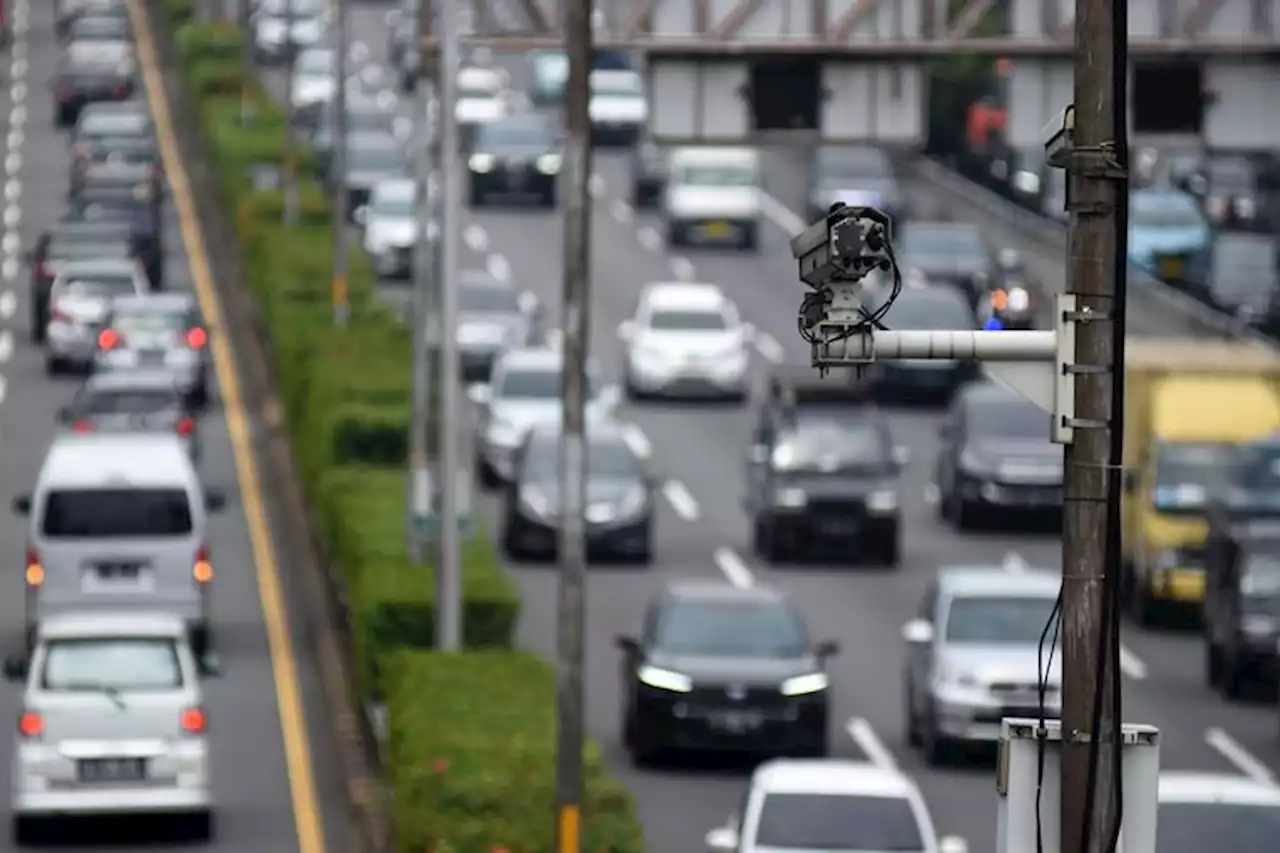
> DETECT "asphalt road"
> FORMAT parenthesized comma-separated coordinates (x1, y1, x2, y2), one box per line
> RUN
(0, 2, 350, 849)
(272, 5, 1280, 851)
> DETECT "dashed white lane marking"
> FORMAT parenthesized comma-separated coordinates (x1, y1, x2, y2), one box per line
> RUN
(609, 198, 632, 224)
(661, 480, 698, 521)
(1206, 728, 1276, 785)
(0, 289, 14, 316)
(669, 256, 694, 281)
(10, 82, 25, 104)
(753, 331, 784, 363)
(636, 225, 661, 253)
(4, 206, 19, 229)
(2, 233, 18, 256)
(620, 423, 651, 459)
(0, 375, 8, 404)
(1118, 645, 1148, 680)
(713, 547, 754, 589)
(485, 253, 510, 282)
(587, 173, 604, 199)
(8, 106, 23, 128)
(462, 223, 488, 252)
(10, 59, 26, 79)
(846, 718, 898, 770)
(4, 153, 18, 177)
(4, 179, 20, 201)
(0, 330, 12, 364)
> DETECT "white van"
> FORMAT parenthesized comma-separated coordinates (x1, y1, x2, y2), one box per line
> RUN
(663, 147, 762, 250)
(12, 433, 226, 653)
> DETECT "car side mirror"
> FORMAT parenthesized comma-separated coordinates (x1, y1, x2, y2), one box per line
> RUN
(706, 826, 738, 853)
(816, 640, 840, 658)
(892, 446, 910, 467)
(902, 619, 934, 645)
(617, 320, 636, 341)
(614, 635, 638, 654)
(11, 495, 30, 516)
(198, 652, 222, 678)
(56, 406, 73, 423)
(3, 654, 27, 681)
(467, 384, 492, 406)
(204, 489, 226, 512)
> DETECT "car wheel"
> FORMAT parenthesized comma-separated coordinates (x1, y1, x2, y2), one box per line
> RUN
(1205, 641, 1222, 687)
(468, 186, 485, 207)
(905, 683, 922, 747)
(541, 190, 557, 208)
(187, 810, 215, 842)
(623, 370, 646, 401)
(11, 816, 39, 846)
(879, 537, 900, 568)
(755, 519, 785, 563)
(921, 705, 950, 767)
(477, 456, 502, 490)
(1128, 583, 1159, 627)
(740, 225, 759, 251)
(44, 355, 62, 376)
(666, 224, 684, 248)
(1222, 655, 1248, 701)
(500, 525, 526, 560)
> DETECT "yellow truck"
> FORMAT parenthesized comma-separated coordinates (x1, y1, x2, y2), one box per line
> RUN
(1123, 340, 1280, 625)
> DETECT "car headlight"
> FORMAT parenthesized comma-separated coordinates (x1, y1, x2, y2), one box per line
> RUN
(618, 486, 647, 516)
(771, 445, 799, 471)
(774, 487, 807, 507)
(469, 153, 495, 173)
(520, 487, 553, 517)
(1006, 286, 1030, 312)
(537, 154, 562, 175)
(1243, 615, 1276, 636)
(637, 665, 692, 693)
(866, 490, 898, 513)
(780, 672, 828, 696)
(959, 449, 990, 474)
(486, 419, 523, 446)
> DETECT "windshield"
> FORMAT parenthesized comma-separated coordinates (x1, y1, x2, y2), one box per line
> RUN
(591, 73, 641, 96)
(41, 638, 182, 691)
(78, 388, 178, 416)
(349, 111, 395, 133)
(535, 53, 569, 84)
(1152, 442, 1235, 511)
(654, 599, 808, 658)
(945, 595, 1059, 645)
(296, 51, 333, 74)
(59, 275, 138, 297)
(522, 437, 638, 481)
(81, 116, 147, 138)
(774, 418, 890, 471)
(883, 292, 974, 329)
(49, 241, 129, 259)
(1132, 198, 1203, 229)
(970, 398, 1050, 438)
(647, 309, 727, 331)
(41, 488, 193, 537)
(1157, 802, 1280, 853)
(477, 124, 551, 148)
(1227, 444, 1280, 508)
(495, 366, 597, 400)
(350, 146, 403, 172)
(461, 284, 518, 313)
(459, 79, 499, 98)
(754, 793, 925, 851)
(112, 310, 185, 336)
(673, 164, 755, 187)
(371, 192, 414, 217)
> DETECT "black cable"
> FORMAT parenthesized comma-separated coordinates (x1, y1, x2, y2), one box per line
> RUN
(1034, 589, 1063, 853)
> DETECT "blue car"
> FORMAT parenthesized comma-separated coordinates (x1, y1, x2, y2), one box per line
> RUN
(1128, 187, 1211, 286)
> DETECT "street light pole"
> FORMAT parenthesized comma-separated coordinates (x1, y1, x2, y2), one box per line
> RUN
(239, 0, 255, 125)
(281, 0, 298, 226)
(329, 0, 350, 326)
(554, 0, 592, 849)
(408, 66, 438, 563)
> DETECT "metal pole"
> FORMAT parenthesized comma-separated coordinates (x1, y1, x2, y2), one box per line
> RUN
(281, 0, 298, 227)
(555, 0, 592, 849)
(408, 69, 438, 563)
(435, 0, 463, 651)
(329, 0, 350, 326)
(1060, 0, 1127, 849)
(239, 0, 254, 124)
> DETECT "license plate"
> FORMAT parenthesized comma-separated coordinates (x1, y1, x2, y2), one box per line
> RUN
(1158, 257, 1183, 278)
(704, 222, 732, 238)
(78, 758, 146, 783)
(138, 349, 166, 365)
(1167, 569, 1205, 601)
(819, 519, 858, 535)
(709, 710, 763, 732)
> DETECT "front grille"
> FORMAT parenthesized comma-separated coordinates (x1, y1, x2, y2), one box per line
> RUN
(807, 499, 867, 518)
(685, 684, 788, 713)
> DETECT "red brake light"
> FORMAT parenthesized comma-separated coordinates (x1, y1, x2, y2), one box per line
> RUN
(177, 417, 195, 437)
(72, 420, 93, 433)
(180, 707, 206, 734)
(97, 329, 121, 349)
(37, 261, 53, 278)
(25, 547, 42, 587)
(19, 712, 42, 738)
(186, 327, 207, 349)
(193, 546, 212, 584)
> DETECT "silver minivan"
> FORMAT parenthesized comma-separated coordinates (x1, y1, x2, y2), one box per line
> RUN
(12, 433, 226, 653)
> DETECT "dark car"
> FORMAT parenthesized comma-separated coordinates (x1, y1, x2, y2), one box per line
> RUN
(53, 53, 136, 127)
(1204, 233, 1280, 324)
(935, 380, 1063, 530)
(338, 132, 407, 221)
(27, 223, 136, 342)
(864, 283, 978, 400)
(456, 271, 538, 382)
(467, 114, 561, 208)
(57, 370, 200, 463)
(745, 370, 904, 565)
(500, 421, 654, 563)
(805, 146, 905, 224)
(65, 198, 163, 290)
(629, 141, 667, 208)
(615, 579, 838, 763)
(895, 222, 994, 308)
(70, 108, 152, 167)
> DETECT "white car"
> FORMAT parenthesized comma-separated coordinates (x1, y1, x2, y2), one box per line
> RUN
(6, 612, 218, 842)
(1156, 772, 1280, 850)
(620, 281, 751, 400)
(705, 759, 965, 853)
(289, 47, 336, 108)
(588, 69, 646, 146)
(664, 147, 762, 250)
(456, 66, 507, 145)
(252, 0, 328, 62)
(361, 177, 419, 279)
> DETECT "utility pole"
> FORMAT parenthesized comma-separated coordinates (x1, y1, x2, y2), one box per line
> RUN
(1059, 0, 1128, 849)
(281, 0, 298, 227)
(555, 0, 592, 850)
(329, 0, 350, 326)
(435, 0, 463, 651)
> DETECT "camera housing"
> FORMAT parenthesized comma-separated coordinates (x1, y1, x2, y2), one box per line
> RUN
(791, 204, 893, 290)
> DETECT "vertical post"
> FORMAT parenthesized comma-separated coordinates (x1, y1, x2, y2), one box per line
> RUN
(435, 0, 462, 651)
(281, 0, 298, 227)
(239, 0, 254, 124)
(556, 0, 592, 850)
(1060, 0, 1128, 851)
(408, 66, 438, 563)
(330, 0, 350, 326)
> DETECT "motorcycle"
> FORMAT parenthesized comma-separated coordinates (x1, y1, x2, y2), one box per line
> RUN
(979, 249, 1037, 330)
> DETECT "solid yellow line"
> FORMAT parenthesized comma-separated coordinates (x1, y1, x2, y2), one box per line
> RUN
(126, 5, 326, 853)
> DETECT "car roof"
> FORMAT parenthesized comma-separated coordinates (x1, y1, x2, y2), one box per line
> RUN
(938, 565, 1061, 597)
(110, 293, 194, 313)
(663, 578, 788, 605)
(497, 347, 564, 370)
(349, 131, 399, 149)
(1159, 772, 1280, 806)
(84, 369, 184, 392)
(372, 177, 416, 198)
(670, 147, 758, 166)
(640, 281, 725, 310)
(458, 66, 503, 89)
(54, 258, 139, 274)
(38, 610, 189, 640)
(752, 759, 918, 798)
(40, 433, 194, 487)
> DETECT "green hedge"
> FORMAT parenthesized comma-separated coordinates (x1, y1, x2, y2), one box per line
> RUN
(156, 7, 641, 850)
(386, 651, 644, 853)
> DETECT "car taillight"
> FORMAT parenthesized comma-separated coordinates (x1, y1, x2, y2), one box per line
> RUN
(37, 261, 53, 279)
(72, 420, 93, 433)
(18, 712, 43, 739)
(25, 547, 42, 587)
(113, 83, 128, 97)
(177, 417, 195, 437)
(186, 327, 207, 349)
(98, 329, 122, 349)
(193, 546, 212, 584)
(180, 707, 207, 734)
